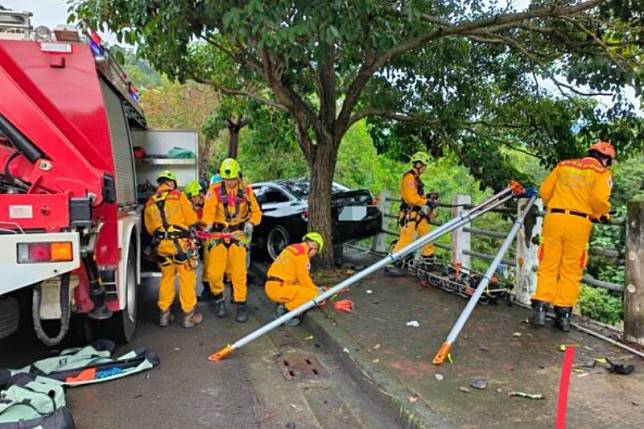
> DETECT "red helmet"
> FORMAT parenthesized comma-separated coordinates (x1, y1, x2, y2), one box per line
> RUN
(588, 141, 616, 159)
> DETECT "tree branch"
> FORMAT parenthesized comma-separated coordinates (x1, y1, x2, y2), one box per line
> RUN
(190, 76, 290, 112)
(347, 107, 441, 128)
(336, 0, 602, 138)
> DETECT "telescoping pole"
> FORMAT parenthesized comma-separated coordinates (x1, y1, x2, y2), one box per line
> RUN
(432, 195, 537, 365)
(209, 182, 525, 361)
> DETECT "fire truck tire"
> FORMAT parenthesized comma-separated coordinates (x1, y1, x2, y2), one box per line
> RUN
(0, 296, 19, 339)
(102, 243, 138, 343)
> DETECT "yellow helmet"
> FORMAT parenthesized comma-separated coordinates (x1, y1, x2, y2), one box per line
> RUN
(220, 158, 240, 179)
(183, 180, 202, 198)
(410, 151, 430, 166)
(157, 170, 177, 184)
(303, 232, 324, 252)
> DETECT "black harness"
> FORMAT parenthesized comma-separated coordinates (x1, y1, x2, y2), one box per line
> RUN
(399, 169, 428, 227)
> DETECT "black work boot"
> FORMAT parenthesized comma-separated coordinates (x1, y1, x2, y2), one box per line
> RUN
(385, 260, 406, 277)
(554, 306, 572, 332)
(530, 300, 547, 327)
(197, 282, 213, 302)
(236, 303, 248, 323)
(275, 304, 288, 318)
(213, 293, 227, 318)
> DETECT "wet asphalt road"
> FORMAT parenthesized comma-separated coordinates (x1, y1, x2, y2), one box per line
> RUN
(0, 262, 398, 429)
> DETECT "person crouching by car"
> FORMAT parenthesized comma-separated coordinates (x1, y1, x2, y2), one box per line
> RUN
(264, 233, 324, 327)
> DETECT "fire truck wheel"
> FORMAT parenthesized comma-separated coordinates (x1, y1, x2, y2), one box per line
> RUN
(103, 244, 138, 343)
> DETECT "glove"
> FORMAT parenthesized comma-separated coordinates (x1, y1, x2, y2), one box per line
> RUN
(243, 222, 254, 235)
(426, 192, 439, 209)
(519, 187, 538, 199)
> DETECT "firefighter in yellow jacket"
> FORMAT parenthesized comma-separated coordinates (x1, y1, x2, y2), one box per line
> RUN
(144, 171, 202, 328)
(202, 158, 261, 323)
(265, 233, 324, 327)
(531, 141, 615, 332)
(386, 151, 438, 275)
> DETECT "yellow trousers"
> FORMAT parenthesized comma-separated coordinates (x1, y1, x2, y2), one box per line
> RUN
(207, 242, 247, 303)
(533, 213, 591, 307)
(265, 280, 318, 311)
(157, 260, 197, 313)
(393, 215, 434, 257)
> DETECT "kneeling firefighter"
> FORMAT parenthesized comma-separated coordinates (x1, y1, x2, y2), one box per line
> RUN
(531, 141, 615, 332)
(386, 151, 438, 275)
(264, 233, 324, 327)
(202, 158, 262, 323)
(144, 171, 202, 328)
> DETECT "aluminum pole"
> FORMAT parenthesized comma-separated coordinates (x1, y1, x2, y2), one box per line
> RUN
(433, 196, 537, 365)
(209, 184, 522, 361)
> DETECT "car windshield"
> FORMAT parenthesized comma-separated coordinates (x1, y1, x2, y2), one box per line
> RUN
(280, 180, 347, 198)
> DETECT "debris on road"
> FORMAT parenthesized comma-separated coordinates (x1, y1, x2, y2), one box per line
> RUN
(334, 299, 355, 313)
(406, 320, 420, 328)
(512, 332, 522, 337)
(408, 394, 419, 403)
(434, 373, 444, 381)
(372, 343, 381, 350)
(303, 335, 314, 341)
(470, 379, 488, 390)
(508, 391, 544, 400)
(366, 289, 374, 294)
(459, 386, 471, 393)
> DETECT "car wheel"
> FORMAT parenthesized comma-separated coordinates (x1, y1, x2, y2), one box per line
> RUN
(267, 225, 290, 260)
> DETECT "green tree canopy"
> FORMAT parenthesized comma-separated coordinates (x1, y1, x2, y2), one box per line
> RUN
(70, 0, 643, 263)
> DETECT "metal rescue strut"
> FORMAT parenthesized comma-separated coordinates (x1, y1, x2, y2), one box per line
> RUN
(208, 181, 527, 361)
(432, 193, 537, 365)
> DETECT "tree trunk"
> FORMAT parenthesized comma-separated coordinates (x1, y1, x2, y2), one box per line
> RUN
(228, 124, 239, 158)
(307, 136, 339, 267)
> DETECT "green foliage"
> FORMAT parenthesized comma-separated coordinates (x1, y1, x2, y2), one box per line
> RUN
(578, 285, 623, 326)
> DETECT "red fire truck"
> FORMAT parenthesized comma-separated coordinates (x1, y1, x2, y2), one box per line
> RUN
(0, 9, 199, 345)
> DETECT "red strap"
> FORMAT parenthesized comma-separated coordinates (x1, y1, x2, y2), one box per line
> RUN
(288, 243, 306, 255)
(556, 345, 576, 429)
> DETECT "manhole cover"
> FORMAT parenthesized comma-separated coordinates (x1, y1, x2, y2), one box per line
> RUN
(277, 352, 327, 381)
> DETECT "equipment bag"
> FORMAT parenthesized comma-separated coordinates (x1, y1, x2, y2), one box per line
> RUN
(0, 370, 74, 429)
(10, 340, 160, 387)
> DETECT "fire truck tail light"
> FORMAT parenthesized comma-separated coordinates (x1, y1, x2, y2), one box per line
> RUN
(17, 242, 73, 263)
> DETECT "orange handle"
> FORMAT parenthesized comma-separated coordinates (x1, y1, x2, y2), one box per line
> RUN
(432, 342, 452, 365)
(208, 344, 234, 362)
(508, 180, 525, 196)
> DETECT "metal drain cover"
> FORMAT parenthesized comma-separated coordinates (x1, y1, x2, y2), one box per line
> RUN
(277, 351, 327, 381)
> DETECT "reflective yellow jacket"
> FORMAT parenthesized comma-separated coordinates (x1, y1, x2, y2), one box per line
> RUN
(202, 182, 262, 229)
(540, 157, 612, 218)
(267, 243, 317, 290)
(400, 170, 427, 207)
(144, 183, 198, 255)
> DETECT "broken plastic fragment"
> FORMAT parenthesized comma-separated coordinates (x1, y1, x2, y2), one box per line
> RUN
(470, 379, 488, 390)
(334, 299, 355, 313)
(366, 289, 373, 294)
(406, 320, 420, 328)
(459, 386, 471, 393)
(434, 373, 444, 381)
(512, 332, 522, 337)
(508, 391, 544, 400)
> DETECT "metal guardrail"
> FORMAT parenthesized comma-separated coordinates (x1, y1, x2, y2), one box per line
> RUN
(376, 191, 626, 294)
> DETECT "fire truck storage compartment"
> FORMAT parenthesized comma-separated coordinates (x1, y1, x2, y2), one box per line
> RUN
(131, 129, 199, 203)
(99, 79, 137, 207)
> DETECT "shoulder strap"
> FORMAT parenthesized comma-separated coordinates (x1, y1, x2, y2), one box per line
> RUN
(287, 243, 307, 256)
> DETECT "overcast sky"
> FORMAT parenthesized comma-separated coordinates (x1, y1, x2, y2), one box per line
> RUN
(2, 0, 640, 113)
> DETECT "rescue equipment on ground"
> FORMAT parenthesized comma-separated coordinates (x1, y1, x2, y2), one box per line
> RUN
(208, 182, 527, 361)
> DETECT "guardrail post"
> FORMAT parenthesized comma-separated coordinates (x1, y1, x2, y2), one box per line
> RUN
(372, 190, 391, 253)
(624, 200, 644, 345)
(450, 195, 471, 269)
(515, 198, 543, 305)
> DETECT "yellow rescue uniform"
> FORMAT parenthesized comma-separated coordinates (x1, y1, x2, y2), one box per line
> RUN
(533, 157, 612, 307)
(265, 243, 318, 311)
(144, 185, 199, 313)
(202, 182, 261, 303)
(393, 170, 434, 257)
